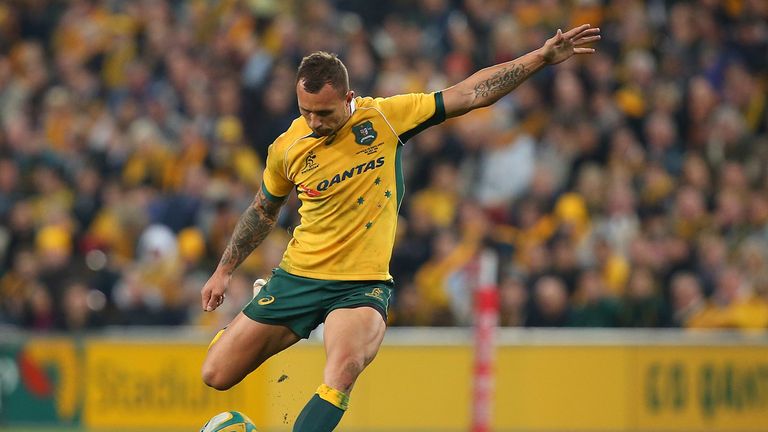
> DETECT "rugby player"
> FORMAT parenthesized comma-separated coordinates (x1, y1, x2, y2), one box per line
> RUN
(201, 24, 600, 431)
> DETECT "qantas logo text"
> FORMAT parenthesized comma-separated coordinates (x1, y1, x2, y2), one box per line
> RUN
(317, 157, 385, 191)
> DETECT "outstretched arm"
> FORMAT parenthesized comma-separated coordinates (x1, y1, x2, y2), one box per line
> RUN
(201, 186, 285, 311)
(442, 24, 600, 118)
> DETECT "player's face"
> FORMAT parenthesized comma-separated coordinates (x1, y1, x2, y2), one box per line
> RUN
(297, 81, 354, 137)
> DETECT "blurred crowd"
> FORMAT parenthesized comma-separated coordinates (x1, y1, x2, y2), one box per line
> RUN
(1, 0, 767, 332)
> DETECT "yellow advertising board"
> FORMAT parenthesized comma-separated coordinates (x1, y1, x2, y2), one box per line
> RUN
(77, 333, 768, 431)
(495, 346, 632, 431)
(632, 346, 768, 432)
(81, 340, 471, 430)
(494, 344, 768, 431)
(83, 341, 261, 428)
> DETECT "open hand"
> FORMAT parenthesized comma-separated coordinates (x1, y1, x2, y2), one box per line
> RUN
(201, 271, 230, 311)
(540, 24, 601, 65)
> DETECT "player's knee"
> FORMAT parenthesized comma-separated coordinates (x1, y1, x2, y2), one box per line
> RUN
(201, 362, 236, 391)
(326, 355, 366, 390)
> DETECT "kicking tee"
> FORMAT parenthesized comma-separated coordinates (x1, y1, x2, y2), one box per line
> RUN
(261, 92, 446, 281)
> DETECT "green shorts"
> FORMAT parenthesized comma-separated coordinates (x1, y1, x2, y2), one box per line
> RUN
(243, 267, 393, 339)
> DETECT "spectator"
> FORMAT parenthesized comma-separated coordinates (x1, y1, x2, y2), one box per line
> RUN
(618, 267, 670, 328)
(60, 281, 105, 331)
(498, 274, 528, 327)
(569, 268, 620, 327)
(0, 249, 42, 325)
(415, 201, 488, 325)
(669, 272, 708, 328)
(410, 161, 461, 229)
(696, 265, 768, 329)
(526, 275, 571, 327)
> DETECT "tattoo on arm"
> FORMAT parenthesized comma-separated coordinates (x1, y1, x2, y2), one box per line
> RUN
(473, 63, 529, 99)
(218, 188, 283, 272)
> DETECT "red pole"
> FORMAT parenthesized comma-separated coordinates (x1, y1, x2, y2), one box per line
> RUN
(471, 249, 498, 432)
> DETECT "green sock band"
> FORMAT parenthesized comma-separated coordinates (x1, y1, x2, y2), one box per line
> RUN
(293, 393, 345, 432)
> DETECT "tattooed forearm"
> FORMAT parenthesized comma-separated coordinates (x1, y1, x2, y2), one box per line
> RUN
(218, 188, 283, 273)
(473, 63, 529, 99)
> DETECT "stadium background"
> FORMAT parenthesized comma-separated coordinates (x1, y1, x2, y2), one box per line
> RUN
(0, 0, 767, 431)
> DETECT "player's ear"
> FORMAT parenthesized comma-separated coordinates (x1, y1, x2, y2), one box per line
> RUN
(345, 90, 355, 103)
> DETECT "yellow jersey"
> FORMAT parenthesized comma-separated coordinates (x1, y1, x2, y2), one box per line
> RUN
(261, 92, 445, 280)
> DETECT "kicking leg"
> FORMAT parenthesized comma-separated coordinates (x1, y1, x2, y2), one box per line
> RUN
(293, 306, 386, 432)
(202, 311, 300, 391)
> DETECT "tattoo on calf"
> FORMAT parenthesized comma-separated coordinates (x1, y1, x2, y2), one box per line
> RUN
(473, 63, 529, 98)
(219, 188, 282, 269)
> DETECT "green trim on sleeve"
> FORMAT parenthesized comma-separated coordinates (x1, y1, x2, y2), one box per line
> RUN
(395, 144, 405, 211)
(261, 181, 288, 202)
(398, 91, 447, 144)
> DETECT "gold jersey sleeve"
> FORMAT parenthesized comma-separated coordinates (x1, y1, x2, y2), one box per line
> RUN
(374, 92, 446, 142)
(261, 92, 445, 280)
(261, 118, 311, 200)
